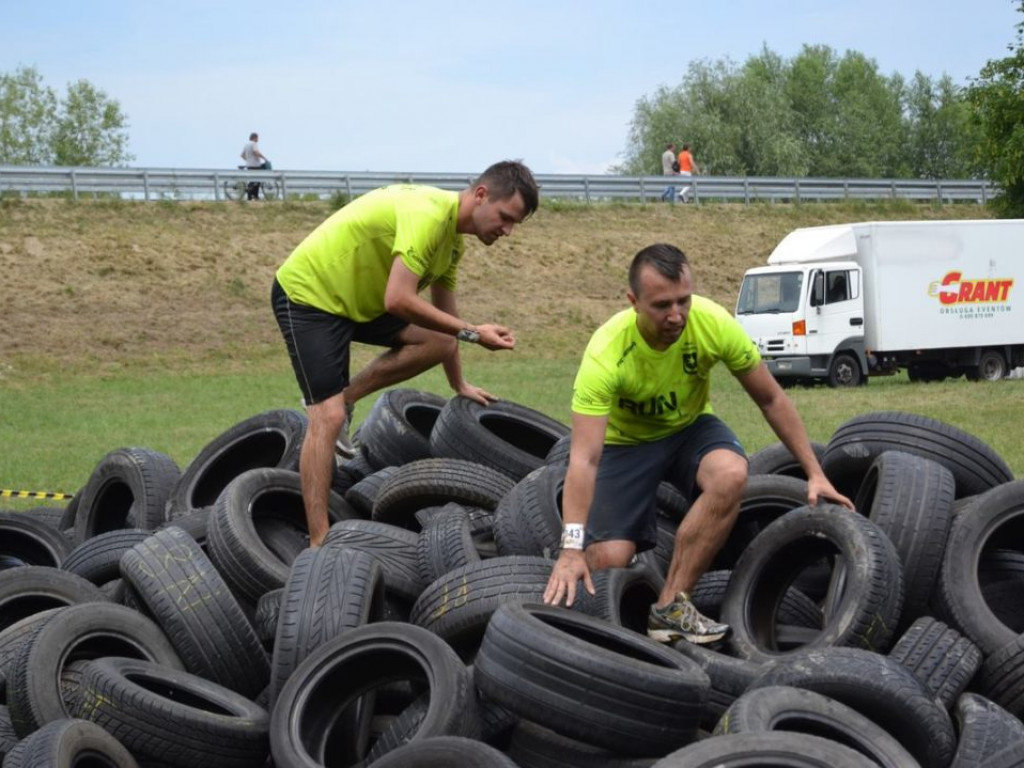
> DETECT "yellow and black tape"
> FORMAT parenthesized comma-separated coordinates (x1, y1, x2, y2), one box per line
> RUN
(1, 489, 76, 501)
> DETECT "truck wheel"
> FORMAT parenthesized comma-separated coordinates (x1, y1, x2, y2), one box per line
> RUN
(827, 353, 862, 388)
(969, 350, 1007, 382)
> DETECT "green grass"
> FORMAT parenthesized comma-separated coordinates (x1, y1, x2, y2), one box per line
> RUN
(2, 343, 1021, 511)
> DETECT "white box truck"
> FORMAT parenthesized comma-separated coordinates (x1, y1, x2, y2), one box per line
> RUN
(735, 219, 1024, 386)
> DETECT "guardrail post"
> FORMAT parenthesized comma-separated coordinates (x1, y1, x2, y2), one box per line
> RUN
(143, 171, 150, 202)
(213, 173, 221, 201)
(70, 169, 78, 201)
(693, 178, 700, 205)
(891, 180, 897, 199)
(278, 174, 286, 200)
(936, 181, 944, 205)
(344, 175, 352, 200)
(743, 177, 750, 204)
(794, 179, 801, 204)
(981, 183, 988, 205)
(584, 177, 591, 204)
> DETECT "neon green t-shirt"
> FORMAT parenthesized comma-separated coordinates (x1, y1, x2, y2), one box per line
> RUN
(275, 185, 464, 321)
(572, 296, 761, 444)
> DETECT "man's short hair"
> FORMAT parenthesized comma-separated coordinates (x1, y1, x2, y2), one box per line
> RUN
(475, 160, 539, 218)
(629, 244, 690, 295)
(249, 132, 259, 141)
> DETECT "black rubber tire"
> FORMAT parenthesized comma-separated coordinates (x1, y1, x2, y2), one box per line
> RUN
(721, 505, 904, 662)
(669, 639, 766, 731)
(416, 503, 481, 584)
(0, 705, 17, 762)
(357, 388, 445, 471)
(854, 450, 956, 632)
(269, 546, 385, 708)
(887, 616, 982, 711)
(475, 602, 709, 757)
(6, 602, 183, 738)
(409, 556, 552, 656)
(254, 587, 283, 649)
(507, 719, 656, 768)
(166, 409, 308, 518)
(968, 349, 1008, 382)
(747, 647, 956, 768)
(269, 622, 478, 768)
(493, 462, 565, 557)
(544, 432, 572, 465)
(369, 735, 518, 767)
(569, 564, 664, 634)
(934, 479, 1024, 655)
(713, 684, 919, 767)
(690, 570, 823, 632)
(19, 506, 71, 533)
(324, 519, 425, 602)
(714, 474, 810, 570)
(429, 395, 570, 481)
(974, 634, 1024, 719)
(372, 458, 516, 530)
(205, 467, 359, 604)
(0, 609, 62, 701)
(748, 441, 827, 479)
(73, 656, 270, 768)
(60, 529, 150, 587)
(651, 731, 879, 767)
(119, 525, 270, 698)
(345, 466, 401, 518)
(821, 411, 1013, 499)
(0, 566, 107, 634)
(827, 352, 863, 388)
(951, 692, 1024, 767)
(0, 511, 72, 569)
(73, 447, 180, 543)
(1, 717, 138, 768)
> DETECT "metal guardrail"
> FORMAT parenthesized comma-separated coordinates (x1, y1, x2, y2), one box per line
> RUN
(0, 165, 995, 204)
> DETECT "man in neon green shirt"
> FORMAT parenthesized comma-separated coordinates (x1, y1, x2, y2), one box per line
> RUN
(272, 160, 539, 547)
(543, 243, 852, 644)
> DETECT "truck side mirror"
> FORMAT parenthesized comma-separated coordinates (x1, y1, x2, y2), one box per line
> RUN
(810, 271, 825, 307)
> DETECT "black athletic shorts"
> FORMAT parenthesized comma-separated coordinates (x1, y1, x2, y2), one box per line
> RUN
(585, 414, 747, 551)
(271, 278, 407, 405)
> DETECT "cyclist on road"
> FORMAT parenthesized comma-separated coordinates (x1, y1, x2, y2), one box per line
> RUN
(241, 132, 270, 200)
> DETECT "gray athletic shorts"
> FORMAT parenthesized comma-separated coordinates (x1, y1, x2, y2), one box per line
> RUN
(585, 414, 746, 551)
(271, 278, 407, 405)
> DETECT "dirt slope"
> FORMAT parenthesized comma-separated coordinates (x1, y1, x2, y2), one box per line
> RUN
(0, 196, 989, 378)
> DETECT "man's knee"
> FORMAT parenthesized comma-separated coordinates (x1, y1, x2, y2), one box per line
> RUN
(586, 540, 636, 571)
(307, 394, 347, 435)
(697, 451, 748, 504)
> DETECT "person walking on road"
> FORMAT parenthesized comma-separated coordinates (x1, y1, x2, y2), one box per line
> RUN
(660, 142, 678, 202)
(271, 160, 540, 547)
(676, 143, 699, 203)
(542, 243, 852, 644)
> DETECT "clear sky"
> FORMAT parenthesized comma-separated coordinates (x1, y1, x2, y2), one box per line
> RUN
(1, 1, 1019, 174)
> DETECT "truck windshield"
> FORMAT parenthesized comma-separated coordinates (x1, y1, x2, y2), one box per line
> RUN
(736, 272, 804, 315)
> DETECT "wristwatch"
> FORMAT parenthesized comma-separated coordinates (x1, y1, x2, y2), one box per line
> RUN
(456, 328, 481, 344)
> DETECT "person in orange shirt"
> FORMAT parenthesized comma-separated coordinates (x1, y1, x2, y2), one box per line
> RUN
(677, 143, 700, 203)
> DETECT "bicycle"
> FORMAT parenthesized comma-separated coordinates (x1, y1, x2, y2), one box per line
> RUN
(224, 165, 279, 201)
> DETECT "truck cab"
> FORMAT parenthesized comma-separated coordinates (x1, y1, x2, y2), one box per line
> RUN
(737, 262, 868, 387)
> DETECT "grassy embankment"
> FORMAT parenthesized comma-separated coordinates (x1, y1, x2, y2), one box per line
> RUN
(0, 195, 1017, 506)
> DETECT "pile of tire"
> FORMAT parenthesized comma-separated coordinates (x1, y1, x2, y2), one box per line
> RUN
(1, 392, 1023, 767)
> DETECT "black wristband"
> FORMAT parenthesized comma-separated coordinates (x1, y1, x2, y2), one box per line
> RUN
(456, 328, 480, 343)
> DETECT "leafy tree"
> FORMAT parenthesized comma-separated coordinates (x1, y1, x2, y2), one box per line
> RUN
(0, 65, 57, 165)
(621, 44, 977, 182)
(965, 0, 1024, 215)
(0, 65, 133, 166)
(52, 80, 133, 166)
(904, 73, 979, 179)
